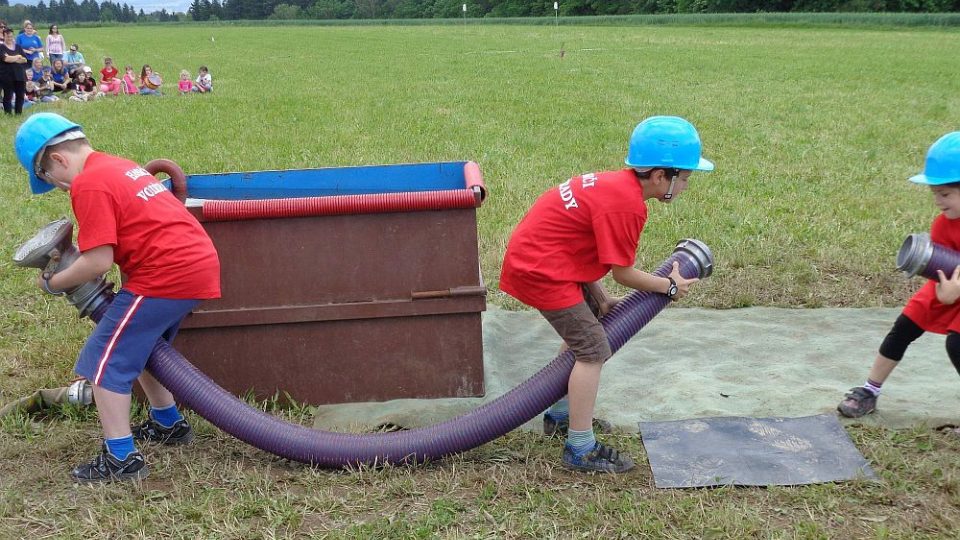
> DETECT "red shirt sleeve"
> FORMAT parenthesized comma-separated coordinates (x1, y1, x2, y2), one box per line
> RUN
(592, 211, 644, 267)
(72, 188, 118, 252)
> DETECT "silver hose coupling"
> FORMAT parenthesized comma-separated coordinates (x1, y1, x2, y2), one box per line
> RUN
(13, 219, 114, 319)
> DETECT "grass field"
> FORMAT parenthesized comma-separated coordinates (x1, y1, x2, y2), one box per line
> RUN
(1, 23, 960, 538)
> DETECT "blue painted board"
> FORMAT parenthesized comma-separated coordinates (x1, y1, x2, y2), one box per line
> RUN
(174, 162, 469, 201)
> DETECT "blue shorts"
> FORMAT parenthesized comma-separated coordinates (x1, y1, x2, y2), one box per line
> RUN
(75, 289, 200, 394)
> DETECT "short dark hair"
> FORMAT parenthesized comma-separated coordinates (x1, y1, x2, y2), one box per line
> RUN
(39, 137, 91, 172)
(634, 167, 680, 180)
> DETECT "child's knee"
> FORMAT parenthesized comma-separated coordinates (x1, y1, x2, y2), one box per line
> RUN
(879, 315, 925, 361)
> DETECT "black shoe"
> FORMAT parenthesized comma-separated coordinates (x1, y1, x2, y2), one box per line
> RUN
(71, 444, 149, 483)
(837, 387, 878, 418)
(132, 417, 194, 445)
(543, 413, 613, 438)
(562, 442, 635, 474)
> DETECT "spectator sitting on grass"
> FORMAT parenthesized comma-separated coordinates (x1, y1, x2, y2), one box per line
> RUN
(29, 57, 43, 81)
(178, 69, 192, 94)
(120, 65, 136, 94)
(36, 69, 59, 102)
(192, 65, 212, 93)
(138, 64, 161, 95)
(99, 57, 120, 96)
(69, 70, 95, 101)
(63, 43, 83, 72)
(50, 58, 69, 92)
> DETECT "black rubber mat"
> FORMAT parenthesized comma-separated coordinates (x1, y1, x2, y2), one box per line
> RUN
(639, 414, 876, 488)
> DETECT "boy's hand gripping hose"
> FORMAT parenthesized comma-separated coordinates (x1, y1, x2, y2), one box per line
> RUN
(14, 220, 713, 467)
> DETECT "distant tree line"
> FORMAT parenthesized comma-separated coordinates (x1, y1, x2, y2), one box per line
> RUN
(0, 0, 180, 24)
(190, 0, 960, 20)
(0, 0, 956, 25)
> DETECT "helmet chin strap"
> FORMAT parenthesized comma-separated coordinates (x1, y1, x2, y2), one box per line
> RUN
(663, 174, 677, 200)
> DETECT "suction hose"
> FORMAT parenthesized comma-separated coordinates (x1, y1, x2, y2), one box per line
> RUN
(107, 239, 711, 467)
(17, 221, 712, 467)
(896, 233, 960, 279)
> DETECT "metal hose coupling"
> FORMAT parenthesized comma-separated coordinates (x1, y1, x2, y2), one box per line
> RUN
(896, 233, 960, 280)
(673, 238, 714, 279)
(13, 219, 114, 319)
(67, 379, 94, 406)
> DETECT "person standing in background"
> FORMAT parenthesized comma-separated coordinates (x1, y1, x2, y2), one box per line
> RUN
(16, 21, 42, 67)
(0, 27, 28, 114)
(46, 24, 65, 65)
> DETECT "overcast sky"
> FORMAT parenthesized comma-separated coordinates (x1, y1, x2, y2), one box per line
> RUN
(20, 1, 191, 12)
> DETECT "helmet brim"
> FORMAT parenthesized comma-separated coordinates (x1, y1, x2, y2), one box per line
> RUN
(910, 173, 958, 185)
(29, 171, 55, 194)
(694, 157, 714, 172)
(623, 156, 716, 172)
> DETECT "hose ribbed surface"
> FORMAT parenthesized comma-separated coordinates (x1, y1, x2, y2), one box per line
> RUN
(202, 189, 479, 222)
(89, 246, 704, 467)
(920, 242, 960, 281)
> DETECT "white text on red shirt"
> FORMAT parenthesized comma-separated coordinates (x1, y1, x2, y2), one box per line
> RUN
(124, 167, 151, 181)
(136, 182, 167, 201)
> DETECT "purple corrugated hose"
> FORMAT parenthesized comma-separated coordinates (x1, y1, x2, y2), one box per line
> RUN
(896, 233, 960, 280)
(90, 239, 713, 467)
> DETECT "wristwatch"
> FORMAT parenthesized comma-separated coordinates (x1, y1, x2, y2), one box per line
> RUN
(666, 277, 679, 300)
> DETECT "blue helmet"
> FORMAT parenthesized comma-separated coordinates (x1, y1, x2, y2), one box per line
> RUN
(624, 116, 714, 172)
(14, 112, 84, 194)
(910, 132, 960, 186)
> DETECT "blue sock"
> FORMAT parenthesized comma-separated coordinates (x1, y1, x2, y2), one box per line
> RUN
(151, 404, 183, 428)
(566, 428, 596, 456)
(105, 435, 136, 461)
(547, 398, 569, 421)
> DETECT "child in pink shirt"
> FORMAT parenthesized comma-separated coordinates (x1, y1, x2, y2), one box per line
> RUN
(178, 69, 192, 94)
(120, 65, 137, 95)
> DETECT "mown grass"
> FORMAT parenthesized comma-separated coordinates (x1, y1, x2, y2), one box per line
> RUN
(2, 408, 959, 538)
(1, 23, 959, 538)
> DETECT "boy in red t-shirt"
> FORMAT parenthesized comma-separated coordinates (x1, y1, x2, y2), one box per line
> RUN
(15, 113, 221, 483)
(500, 116, 714, 473)
(839, 132, 960, 420)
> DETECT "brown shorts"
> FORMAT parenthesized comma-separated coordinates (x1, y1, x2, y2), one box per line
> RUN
(540, 285, 611, 364)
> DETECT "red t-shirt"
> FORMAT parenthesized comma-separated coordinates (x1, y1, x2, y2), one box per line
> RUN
(499, 168, 647, 310)
(100, 66, 118, 82)
(902, 213, 960, 334)
(71, 152, 221, 300)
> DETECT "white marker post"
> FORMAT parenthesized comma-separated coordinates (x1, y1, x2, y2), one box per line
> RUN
(554, 1, 559, 26)
(462, 3, 467, 25)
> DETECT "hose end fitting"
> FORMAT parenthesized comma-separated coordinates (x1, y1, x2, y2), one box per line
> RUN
(896, 233, 933, 278)
(674, 238, 714, 279)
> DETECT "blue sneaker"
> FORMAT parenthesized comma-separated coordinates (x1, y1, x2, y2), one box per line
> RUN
(562, 442, 635, 474)
(71, 443, 149, 483)
(132, 417, 194, 445)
